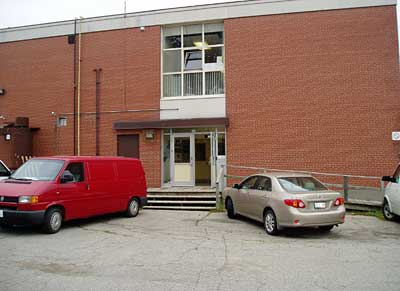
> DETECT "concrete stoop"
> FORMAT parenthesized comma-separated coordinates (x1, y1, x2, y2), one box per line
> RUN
(145, 187, 217, 210)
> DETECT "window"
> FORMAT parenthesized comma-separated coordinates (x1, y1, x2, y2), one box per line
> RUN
(11, 159, 64, 181)
(162, 23, 224, 98)
(0, 162, 10, 177)
(257, 177, 272, 191)
(65, 162, 84, 182)
(278, 177, 328, 192)
(57, 117, 67, 127)
(241, 176, 258, 190)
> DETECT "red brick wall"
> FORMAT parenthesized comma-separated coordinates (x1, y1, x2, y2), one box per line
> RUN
(225, 6, 400, 178)
(0, 26, 161, 187)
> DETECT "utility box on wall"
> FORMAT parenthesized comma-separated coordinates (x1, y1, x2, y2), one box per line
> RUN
(0, 117, 38, 169)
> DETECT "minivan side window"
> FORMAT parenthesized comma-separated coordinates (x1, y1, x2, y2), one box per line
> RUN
(65, 162, 85, 182)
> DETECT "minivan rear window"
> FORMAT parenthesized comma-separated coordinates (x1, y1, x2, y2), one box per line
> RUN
(278, 177, 328, 192)
(11, 159, 64, 181)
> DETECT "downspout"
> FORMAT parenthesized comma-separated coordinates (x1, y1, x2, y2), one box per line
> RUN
(73, 18, 77, 155)
(94, 68, 102, 156)
(77, 17, 83, 156)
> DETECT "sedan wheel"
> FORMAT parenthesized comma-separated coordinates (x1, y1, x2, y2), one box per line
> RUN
(226, 198, 236, 219)
(264, 210, 279, 235)
(383, 200, 396, 221)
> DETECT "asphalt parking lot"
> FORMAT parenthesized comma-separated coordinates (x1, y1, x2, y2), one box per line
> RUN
(1, 210, 400, 291)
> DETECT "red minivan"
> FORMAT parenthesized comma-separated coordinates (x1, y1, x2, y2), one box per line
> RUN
(0, 156, 147, 233)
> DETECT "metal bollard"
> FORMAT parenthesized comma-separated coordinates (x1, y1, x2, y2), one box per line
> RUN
(343, 176, 349, 202)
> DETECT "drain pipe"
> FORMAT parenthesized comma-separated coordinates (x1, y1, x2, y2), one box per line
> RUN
(94, 68, 102, 156)
(77, 17, 83, 156)
(73, 18, 77, 155)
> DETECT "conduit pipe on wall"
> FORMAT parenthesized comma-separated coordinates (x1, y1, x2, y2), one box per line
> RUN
(73, 18, 77, 155)
(94, 68, 102, 156)
(77, 17, 83, 156)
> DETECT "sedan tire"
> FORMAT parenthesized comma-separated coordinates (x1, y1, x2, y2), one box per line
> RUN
(226, 198, 236, 219)
(383, 199, 396, 221)
(264, 209, 279, 235)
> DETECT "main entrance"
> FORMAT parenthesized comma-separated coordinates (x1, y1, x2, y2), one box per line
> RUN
(162, 128, 226, 187)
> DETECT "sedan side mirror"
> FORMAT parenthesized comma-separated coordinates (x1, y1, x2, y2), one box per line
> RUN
(61, 171, 74, 183)
(382, 176, 396, 183)
(233, 183, 240, 189)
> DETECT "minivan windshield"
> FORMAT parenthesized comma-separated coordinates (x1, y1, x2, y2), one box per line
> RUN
(0, 162, 10, 177)
(11, 159, 64, 181)
(278, 177, 328, 192)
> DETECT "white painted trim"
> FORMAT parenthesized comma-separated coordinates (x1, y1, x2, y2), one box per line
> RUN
(0, 0, 396, 43)
(161, 95, 225, 101)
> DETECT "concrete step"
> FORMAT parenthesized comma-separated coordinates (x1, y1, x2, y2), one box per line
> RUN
(146, 190, 217, 210)
(144, 205, 214, 211)
(148, 200, 216, 205)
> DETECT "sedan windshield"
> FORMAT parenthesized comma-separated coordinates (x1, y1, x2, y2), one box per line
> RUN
(278, 177, 328, 192)
(11, 159, 64, 181)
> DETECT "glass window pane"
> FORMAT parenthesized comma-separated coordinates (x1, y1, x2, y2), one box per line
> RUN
(204, 47, 223, 71)
(164, 26, 181, 49)
(205, 71, 224, 95)
(184, 73, 203, 96)
(205, 23, 223, 45)
(163, 50, 181, 73)
(183, 24, 202, 47)
(218, 133, 225, 156)
(184, 49, 202, 71)
(163, 74, 182, 97)
(175, 137, 190, 163)
(163, 135, 171, 183)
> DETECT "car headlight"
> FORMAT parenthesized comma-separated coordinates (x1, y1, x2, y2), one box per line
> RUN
(18, 195, 39, 204)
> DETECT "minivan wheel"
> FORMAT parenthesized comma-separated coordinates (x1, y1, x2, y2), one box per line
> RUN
(42, 208, 63, 234)
(264, 210, 279, 235)
(226, 198, 236, 219)
(383, 200, 396, 221)
(126, 198, 140, 217)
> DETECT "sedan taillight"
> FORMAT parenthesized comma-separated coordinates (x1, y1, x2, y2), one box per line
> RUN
(284, 199, 305, 208)
(334, 197, 345, 206)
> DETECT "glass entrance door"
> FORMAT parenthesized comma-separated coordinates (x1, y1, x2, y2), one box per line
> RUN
(173, 134, 195, 186)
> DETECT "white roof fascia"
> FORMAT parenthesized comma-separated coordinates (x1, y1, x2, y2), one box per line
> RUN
(0, 0, 396, 43)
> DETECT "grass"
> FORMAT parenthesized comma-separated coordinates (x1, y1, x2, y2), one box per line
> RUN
(349, 210, 384, 220)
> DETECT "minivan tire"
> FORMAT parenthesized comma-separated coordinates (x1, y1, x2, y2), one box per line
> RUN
(126, 198, 140, 217)
(264, 210, 279, 235)
(383, 199, 396, 221)
(226, 198, 236, 219)
(42, 207, 63, 234)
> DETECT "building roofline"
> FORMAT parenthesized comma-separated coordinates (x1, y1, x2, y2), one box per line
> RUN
(0, 0, 396, 43)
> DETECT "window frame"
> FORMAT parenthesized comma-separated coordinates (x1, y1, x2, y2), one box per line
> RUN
(161, 23, 225, 99)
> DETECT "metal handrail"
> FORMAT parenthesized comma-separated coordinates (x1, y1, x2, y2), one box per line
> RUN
(225, 165, 384, 202)
(226, 164, 381, 180)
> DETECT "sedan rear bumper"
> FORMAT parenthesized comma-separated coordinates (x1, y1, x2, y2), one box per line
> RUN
(279, 207, 346, 228)
(0, 209, 45, 226)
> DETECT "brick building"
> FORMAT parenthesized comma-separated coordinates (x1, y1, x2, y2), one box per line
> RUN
(0, 0, 399, 188)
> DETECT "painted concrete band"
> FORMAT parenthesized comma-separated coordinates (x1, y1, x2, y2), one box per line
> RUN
(0, 0, 396, 43)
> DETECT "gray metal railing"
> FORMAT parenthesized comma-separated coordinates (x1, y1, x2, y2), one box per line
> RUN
(224, 165, 384, 203)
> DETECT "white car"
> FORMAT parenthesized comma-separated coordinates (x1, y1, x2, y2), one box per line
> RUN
(382, 163, 400, 221)
(0, 160, 11, 181)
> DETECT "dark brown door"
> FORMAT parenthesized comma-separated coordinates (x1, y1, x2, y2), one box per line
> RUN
(117, 135, 139, 158)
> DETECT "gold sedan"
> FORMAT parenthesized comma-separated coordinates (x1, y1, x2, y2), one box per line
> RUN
(222, 173, 346, 235)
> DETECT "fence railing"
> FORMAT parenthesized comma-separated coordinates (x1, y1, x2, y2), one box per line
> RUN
(223, 165, 384, 204)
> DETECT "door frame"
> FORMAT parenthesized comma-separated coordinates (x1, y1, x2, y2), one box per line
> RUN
(171, 133, 195, 186)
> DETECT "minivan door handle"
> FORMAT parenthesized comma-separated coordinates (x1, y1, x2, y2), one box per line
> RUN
(86, 184, 90, 190)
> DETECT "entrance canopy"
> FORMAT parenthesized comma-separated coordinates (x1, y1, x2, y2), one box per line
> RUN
(113, 118, 229, 130)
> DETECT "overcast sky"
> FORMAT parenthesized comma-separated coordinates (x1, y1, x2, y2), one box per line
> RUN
(0, 0, 239, 28)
